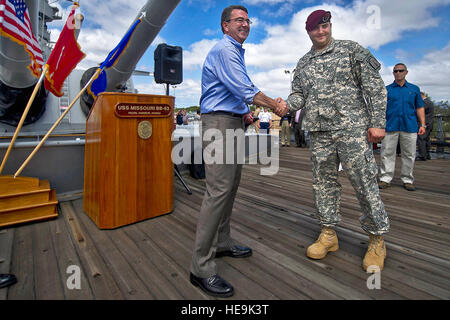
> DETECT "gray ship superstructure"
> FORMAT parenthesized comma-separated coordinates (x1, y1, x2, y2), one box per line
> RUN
(0, 0, 181, 194)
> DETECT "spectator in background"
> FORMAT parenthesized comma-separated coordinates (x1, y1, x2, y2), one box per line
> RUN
(379, 63, 426, 191)
(279, 112, 292, 146)
(292, 108, 306, 147)
(176, 110, 184, 125)
(253, 107, 261, 133)
(416, 92, 435, 161)
(257, 107, 272, 134)
(182, 109, 189, 125)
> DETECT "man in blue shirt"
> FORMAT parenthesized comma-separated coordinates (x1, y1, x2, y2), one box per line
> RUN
(189, 5, 288, 298)
(379, 63, 426, 191)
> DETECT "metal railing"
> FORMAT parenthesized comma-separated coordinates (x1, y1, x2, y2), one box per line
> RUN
(431, 115, 450, 154)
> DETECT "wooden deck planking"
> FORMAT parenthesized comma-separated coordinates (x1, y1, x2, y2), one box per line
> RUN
(73, 200, 155, 300)
(251, 149, 450, 260)
(47, 209, 94, 300)
(0, 228, 14, 300)
(0, 147, 449, 300)
(5, 225, 34, 300)
(171, 195, 332, 300)
(175, 178, 441, 300)
(59, 201, 124, 300)
(159, 204, 289, 300)
(173, 186, 377, 299)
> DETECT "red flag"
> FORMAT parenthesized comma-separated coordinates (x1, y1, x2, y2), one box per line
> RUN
(44, 4, 85, 97)
(0, 0, 44, 77)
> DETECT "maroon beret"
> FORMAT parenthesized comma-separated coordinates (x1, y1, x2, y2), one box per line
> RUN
(305, 10, 331, 32)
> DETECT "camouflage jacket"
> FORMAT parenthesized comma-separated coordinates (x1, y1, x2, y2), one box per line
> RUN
(287, 38, 387, 132)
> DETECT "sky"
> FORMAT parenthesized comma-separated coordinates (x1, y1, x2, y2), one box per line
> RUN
(47, 0, 450, 108)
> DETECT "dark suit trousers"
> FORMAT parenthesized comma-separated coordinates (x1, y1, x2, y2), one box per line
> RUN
(294, 123, 305, 147)
(417, 126, 433, 159)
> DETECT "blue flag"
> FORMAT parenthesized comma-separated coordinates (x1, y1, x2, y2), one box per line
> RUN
(89, 18, 142, 97)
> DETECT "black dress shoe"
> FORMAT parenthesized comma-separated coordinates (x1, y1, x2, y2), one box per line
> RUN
(216, 245, 253, 258)
(190, 273, 234, 297)
(0, 274, 17, 289)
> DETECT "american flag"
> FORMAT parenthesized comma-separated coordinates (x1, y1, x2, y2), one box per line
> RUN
(0, 0, 44, 77)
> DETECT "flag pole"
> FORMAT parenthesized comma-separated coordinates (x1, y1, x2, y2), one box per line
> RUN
(0, 65, 49, 175)
(14, 67, 102, 178)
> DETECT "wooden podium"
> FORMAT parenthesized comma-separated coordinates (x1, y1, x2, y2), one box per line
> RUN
(83, 93, 174, 229)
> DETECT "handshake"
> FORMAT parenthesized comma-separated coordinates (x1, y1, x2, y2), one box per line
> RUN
(244, 94, 289, 125)
(274, 97, 289, 117)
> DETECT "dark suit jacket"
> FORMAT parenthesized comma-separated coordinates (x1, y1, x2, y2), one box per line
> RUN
(423, 98, 435, 127)
(279, 114, 292, 126)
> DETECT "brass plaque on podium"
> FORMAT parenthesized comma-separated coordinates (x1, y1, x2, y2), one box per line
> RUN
(138, 121, 152, 139)
(115, 103, 171, 118)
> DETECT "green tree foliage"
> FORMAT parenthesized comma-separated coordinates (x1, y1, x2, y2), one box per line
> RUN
(433, 100, 449, 116)
(430, 99, 449, 143)
(175, 106, 200, 113)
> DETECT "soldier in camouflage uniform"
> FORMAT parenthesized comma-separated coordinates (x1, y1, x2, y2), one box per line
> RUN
(286, 10, 390, 272)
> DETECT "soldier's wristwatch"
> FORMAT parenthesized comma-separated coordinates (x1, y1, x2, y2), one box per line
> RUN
(420, 124, 427, 128)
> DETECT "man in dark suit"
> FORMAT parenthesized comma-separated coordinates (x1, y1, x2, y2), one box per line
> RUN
(416, 92, 434, 161)
(291, 108, 306, 147)
(279, 112, 292, 146)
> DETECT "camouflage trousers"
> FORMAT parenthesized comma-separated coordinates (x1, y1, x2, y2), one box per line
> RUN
(309, 127, 390, 235)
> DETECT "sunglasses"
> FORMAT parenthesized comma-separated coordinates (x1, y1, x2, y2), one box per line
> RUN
(393, 70, 406, 73)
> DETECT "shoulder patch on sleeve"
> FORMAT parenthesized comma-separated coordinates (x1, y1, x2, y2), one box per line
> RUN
(367, 56, 381, 71)
(354, 44, 381, 71)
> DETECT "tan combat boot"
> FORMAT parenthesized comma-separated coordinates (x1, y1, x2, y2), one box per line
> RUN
(363, 235, 387, 272)
(306, 226, 339, 259)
